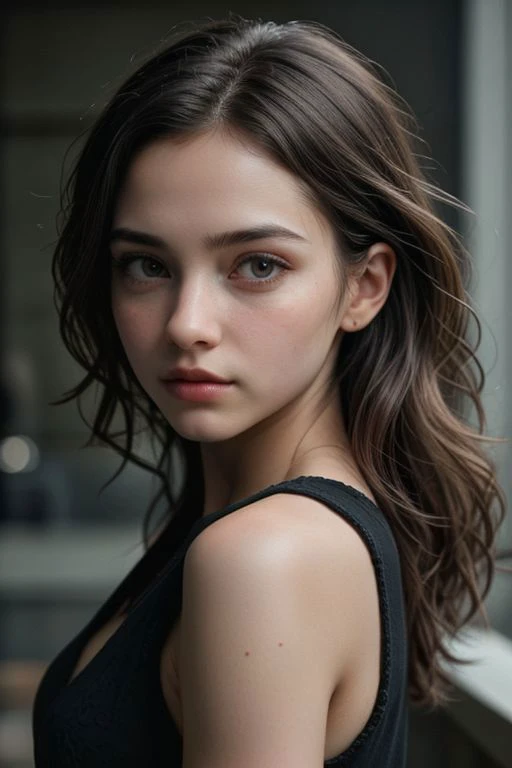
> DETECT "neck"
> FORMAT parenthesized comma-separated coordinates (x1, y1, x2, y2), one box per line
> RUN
(199, 392, 357, 516)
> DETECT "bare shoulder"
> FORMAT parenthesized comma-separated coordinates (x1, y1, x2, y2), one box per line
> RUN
(181, 490, 379, 663)
(185, 490, 377, 596)
(177, 491, 381, 766)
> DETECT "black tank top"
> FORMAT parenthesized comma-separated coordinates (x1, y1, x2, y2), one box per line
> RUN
(32, 475, 408, 766)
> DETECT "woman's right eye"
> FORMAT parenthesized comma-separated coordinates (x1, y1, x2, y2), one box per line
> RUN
(111, 255, 169, 282)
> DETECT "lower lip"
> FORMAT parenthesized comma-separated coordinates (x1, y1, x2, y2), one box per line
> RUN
(162, 380, 233, 402)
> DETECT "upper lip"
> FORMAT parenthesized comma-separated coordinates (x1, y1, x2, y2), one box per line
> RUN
(162, 367, 231, 383)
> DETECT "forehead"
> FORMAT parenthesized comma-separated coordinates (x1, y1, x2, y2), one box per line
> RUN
(114, 129, 335, 247)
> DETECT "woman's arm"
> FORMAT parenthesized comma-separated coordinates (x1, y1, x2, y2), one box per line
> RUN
(174, 493, 378, 768)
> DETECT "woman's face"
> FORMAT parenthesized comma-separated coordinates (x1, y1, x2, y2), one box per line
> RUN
(111, 129, 348, 443)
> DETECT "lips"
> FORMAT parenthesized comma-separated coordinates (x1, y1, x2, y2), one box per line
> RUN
(161, 375, 233, 403)
(162, 367, 231, 383)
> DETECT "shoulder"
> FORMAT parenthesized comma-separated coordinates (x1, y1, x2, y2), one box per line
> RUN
(182, 490, 379, 666)
(184, 490, 376, 590)
(176, 492, 381, 765)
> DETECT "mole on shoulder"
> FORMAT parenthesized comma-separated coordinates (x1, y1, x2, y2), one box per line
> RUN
(244, 641, 284, 656)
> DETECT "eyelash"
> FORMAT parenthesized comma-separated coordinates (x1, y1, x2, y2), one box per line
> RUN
(111, 253, 289, 286)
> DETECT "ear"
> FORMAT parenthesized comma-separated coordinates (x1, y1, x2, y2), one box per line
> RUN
(339, 242, 396, 332)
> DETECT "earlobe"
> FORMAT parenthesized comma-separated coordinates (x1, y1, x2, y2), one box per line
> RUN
(339, 242, 396, 332)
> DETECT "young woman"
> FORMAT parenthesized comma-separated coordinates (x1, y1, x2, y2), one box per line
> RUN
(32, 17, 505, 767)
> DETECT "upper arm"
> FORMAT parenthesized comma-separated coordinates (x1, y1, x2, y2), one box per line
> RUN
(177, 494, 377, 768)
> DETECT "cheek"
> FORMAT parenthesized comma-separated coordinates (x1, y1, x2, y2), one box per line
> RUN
(237, 293, 337, 369)
(112, 299, 158, 357)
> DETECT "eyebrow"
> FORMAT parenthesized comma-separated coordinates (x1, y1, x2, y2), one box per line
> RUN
(109, 224, 309, 250)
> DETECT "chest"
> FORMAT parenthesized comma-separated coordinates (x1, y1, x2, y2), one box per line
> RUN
(69, 604, 184, 732)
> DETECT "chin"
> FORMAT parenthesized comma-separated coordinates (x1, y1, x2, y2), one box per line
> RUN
(164, 414, 244, 444)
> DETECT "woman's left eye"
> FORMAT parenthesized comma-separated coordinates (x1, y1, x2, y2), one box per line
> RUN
(234, 254, 287, 282)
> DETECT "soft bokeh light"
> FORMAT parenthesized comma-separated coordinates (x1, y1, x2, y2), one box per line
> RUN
(0, 435, 40, 473)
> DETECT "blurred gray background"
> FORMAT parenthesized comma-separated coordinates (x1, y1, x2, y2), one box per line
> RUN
(0, 1, 510, 766)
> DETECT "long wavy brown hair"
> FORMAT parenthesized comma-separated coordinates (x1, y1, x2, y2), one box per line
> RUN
(52, 17, 506, 707)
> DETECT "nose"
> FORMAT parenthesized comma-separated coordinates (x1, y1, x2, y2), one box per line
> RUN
(164, 275, 222, 350)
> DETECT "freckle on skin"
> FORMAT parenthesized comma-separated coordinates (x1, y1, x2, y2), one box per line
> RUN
(244, 651, 250, 656)
(278, 642, 283, 646)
